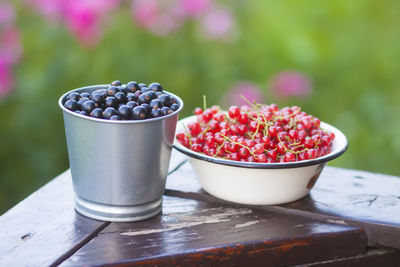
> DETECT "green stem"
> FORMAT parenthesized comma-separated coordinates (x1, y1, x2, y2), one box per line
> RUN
(240, 94, 257, 108)
(220, 133, 257, 157)
(182, 123, 192, 146)
(251, 106, 261, 140)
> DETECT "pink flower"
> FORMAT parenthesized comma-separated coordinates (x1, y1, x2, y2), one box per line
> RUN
(131, 0, 185, 36)
(0, 27, 23, 65)
(222, 81, 264, 107)
(26, 0, 64, 21)
(27, 0, 121, 47)
(131, 0, 237, 40)
(65, 0, 121, 47)
(0, 2, 16, 25)
(199, 6, 235, 40)
(132, 0, 159, 28)
(180, 0, 211, 17)
(64, 4, 99, 47)
(268, 71, 312, 98)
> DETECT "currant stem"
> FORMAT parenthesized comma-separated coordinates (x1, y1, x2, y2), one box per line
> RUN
(220, 133, 257, 157)
(239, 94, 257, 108)
(277, 134, 297, 155)
(182, 123, 193, 146)
(251, 105, 261, 140)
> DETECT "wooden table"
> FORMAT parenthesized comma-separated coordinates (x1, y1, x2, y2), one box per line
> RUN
(1, 151, 400, 266)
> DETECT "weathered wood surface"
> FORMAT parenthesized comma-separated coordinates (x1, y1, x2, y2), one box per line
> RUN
(0, 151, 185, 267)
(289, 167, 400, 225)
(61, 196, 367, 267)
(0, 150, 399, 266)
(293, 248, 400, 267)
(0, 170, 109, 267)
(165, 155, 400, 249)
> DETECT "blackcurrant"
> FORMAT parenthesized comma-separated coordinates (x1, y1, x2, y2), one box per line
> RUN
(99, 89, 108, 96)
(126, 81, 140, 93)
(111, 80, 122, 86)
(114, 91, 127, 104)
(170, 103, 179, 111)
(110, 115, 120, 120)
(80, 92, 90, 98)
(81, 100, 96, 113)
(149, 99, 163, 109)
(79, 111, 87, 116)
(126, 93, 137, 102)
(91, 93, 105, 105)
(118, 85, 127, 93)
(151, 108, 164, 118)
(68, 92, 80, 101)
(91, 90, 106, 97)
(140, 87, 150, 93)
(126, 101, 138, 109)
(149, 82, 163, 92)
(90, 108, 103, 118)
(158, 94, 171, 107)
(118, 105, 132, 119)
(64, 99, 79, 111)
(105, 96, 117, 108)
(161, 106, 173, 115)
(146, 91, 157, 100)
(138, 83, 147, 88)
(103, 107, 117, 119)
(138, 93, 151, 104)
(78, 97, 89, 107)
(132, 106, 147, 120)
(141, 103, 152, 116)
(107, 86, 119, 96)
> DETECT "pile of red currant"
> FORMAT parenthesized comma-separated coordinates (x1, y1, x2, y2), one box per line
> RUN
(176, 103, 335, 163)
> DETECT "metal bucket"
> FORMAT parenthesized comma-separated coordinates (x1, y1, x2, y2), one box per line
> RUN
(59, 85, 183, 222)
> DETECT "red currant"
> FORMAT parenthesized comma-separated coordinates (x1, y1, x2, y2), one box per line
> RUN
(228, 106, 240, 119)
(194, 107, 203, 115)
(177, 102, 334, 163)
(255, 153, 267, 162)
(251, 143, 265, 154)
(238, 147, 250, 158)
(238, 112, 249, 124)
(284, 152, 296, 162)
(267, 149, 278, 160)
(188, 122, 201, 135)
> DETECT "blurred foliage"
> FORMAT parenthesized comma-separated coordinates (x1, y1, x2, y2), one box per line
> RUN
(1, 0, 400, 214)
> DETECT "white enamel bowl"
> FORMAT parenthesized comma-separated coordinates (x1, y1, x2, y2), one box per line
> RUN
(173, 115, 348, 205)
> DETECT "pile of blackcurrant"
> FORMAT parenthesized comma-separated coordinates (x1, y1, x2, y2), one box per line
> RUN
(63, 80, 180, 120)
(176, 103, 335, 163)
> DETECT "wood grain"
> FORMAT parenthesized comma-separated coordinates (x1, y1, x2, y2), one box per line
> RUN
(0, 149, 188, 266)
(165, 156, 400, 249)
(293, 248, 400, 267)
(0, 170, 108, 267)
(61, 196, 367, 266)
(0, 150, 398, 266)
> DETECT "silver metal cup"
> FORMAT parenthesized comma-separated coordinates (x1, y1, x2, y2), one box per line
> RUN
(59, 85, 183, 222)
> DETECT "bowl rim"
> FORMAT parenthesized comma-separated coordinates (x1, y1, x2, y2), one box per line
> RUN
(58, 84, 184, 124)
(173, 115, 348, 169)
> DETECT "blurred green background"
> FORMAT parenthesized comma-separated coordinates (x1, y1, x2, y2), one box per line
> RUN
(1, 0, 400, 214)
